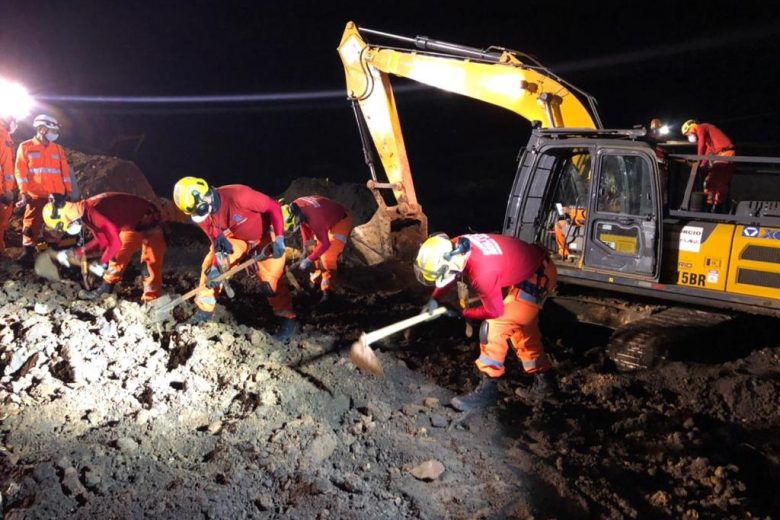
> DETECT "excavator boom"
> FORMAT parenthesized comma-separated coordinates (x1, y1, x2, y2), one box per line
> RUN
(337, 21, 601, 264)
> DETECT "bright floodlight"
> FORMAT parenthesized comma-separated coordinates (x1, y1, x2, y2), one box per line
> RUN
(659, 125, 670, 136)
(0, 78, 34, 120)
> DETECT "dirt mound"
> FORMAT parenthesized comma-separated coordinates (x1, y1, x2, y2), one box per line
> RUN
(66, 149, 157, 201)
(279, 177, 377, 227)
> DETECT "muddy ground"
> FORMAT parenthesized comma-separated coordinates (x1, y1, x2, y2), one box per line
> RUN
(1, 221, 779, 519)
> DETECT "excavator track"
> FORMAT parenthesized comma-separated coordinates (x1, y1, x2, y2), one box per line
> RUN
(607, 307, 734, 371)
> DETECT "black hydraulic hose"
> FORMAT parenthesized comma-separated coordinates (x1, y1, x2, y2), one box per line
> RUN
(350, 99, 379, 182)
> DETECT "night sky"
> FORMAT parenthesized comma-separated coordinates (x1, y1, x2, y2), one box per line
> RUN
(2, 1, 779, 233)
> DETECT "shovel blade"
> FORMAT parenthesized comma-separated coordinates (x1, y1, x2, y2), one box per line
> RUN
(147, 294, 179, 322)
(34, 252, 61, 282)
(350, 335, 385, 377)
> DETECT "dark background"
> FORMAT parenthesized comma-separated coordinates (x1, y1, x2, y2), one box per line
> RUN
(2, 1, 779, 233)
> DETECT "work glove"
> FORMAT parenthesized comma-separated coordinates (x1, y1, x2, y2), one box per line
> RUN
(294, 257, 313, 272)
(88, 262, 108, 277)
(214, 235, 233, 255)
(1, 192, 13, 205)
(272, 236, 286, 259)
(205, 265, 222, 289)
(15, 193, 30, 209)
(422, 298, 439, 315)
(56, 249, 73, 268)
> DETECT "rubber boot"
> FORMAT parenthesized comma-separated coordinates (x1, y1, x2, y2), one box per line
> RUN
(272, 317, 298, 343)
(450, 377, 499, 412)
(318, 291, 330, 305)
(17, 246, 36, 268)
(79, 282, 114, 300)
(515, 371, 559, 403)
(188, 309, 213, 325)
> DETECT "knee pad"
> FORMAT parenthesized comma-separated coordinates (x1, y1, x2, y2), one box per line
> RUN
(259, 281, 276, 297)
(479, 321, 489, 344)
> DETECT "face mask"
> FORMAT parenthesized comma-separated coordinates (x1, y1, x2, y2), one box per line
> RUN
(8, 120, 17, 134)
(46, 132, 59, 142)
(66, 220, 82, 235)
(191, 211, 209, 223)
(688, 134, 697, 143)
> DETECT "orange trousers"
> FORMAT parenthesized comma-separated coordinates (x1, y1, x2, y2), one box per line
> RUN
(22, 197, 49, 247)
(0, 203, 12, 253)
(475, 258, 557, 378)
(103, 227, 166, 302)
(309, 212, 353, 292)
(195, 237, 294, 318)
(704, 150, 736, 205)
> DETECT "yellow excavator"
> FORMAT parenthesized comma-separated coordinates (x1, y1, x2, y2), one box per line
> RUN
(337, 21, 780, 369)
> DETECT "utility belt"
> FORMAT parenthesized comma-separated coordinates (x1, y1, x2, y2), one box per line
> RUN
(503, 256, 553, 304)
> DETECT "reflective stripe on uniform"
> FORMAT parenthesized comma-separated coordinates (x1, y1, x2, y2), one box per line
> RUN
(333, 233, 348, 243)
(29, 167, 62, 174)
(4, 175, 13, 181)
(16, 178, 27, 184)
(197, 296, 217, 306)
(51, 154, 60, 159)
(28, 152, 41, 159)
(521, 354, 550, 370)
(477, 354, 504, 369)
(144, 284, 162, 293)
(63, 177, 71, 183)
(274, 310, 295, 319)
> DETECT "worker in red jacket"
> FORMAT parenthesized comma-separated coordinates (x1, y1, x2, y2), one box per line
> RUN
(0, 116, 16, 258)
(681, 120, 736, 212)
(15, 114, 75, 266)
(281, 195, 353, 303)
(172, 177, 297, 342)
(415, 233, 558, 411)
(42, 192, 166, 302)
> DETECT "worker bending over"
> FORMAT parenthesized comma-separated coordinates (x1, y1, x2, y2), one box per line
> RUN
(681, 119, 736, 213)
(43, 192, 166, 302)
(15, 114, 75, 266)
(415, 233, 558, 411)
(0, 115, 16, 258)
(172, 177, 297, 342)
(281, 195, 352, 303)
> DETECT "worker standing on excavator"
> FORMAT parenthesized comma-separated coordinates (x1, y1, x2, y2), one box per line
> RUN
(15, 114, 75, 266)
(281, 195, 353, 303)
(172, 177, 297, 342)
(0, 115, 16, 259)
(42, 192, 166, 302)
(414, 233, 558, 411)
(681, 119, 736, 213)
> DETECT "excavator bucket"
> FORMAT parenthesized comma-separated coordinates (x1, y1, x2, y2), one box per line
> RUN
(349, 181, 428, 265)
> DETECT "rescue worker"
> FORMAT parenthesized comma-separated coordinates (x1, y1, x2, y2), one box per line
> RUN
(42, 192, 166, 302)
(414, 233, 558, 411)
(281, 195, 353, 303)
(15, 114, 75, 266)
(172, 177, 297, 341)
(0, 115, 17, 258)
(681, 119, 736, 213)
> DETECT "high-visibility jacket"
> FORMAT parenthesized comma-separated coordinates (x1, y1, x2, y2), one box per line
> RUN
(694, 123, 735, 156)
(79, 193, 162, 264)
(295, 195, 349, 262)
(432, 233, 547, 321)
(0, 126, 14, 194)
(15, 137, 72, 198)
(195, 184, 284, 257)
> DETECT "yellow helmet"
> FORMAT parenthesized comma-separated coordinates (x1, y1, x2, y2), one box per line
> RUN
(42, 200, 83, 235)
(172, 177, 210, 216)
(414, 234, 454, 286)
(681, 119, 697, 135)
(280, 201, 302, 232)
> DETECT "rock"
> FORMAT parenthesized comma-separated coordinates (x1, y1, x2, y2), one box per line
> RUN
(54, 455, 72, 470)
(332, 473, 366, 494)
(115, 437, 139, 452)
(409, 460, 445, 481)
(301, 430, 338, 469)
(207, 421, 223, 435)
(83, 468, 101, 489)
(32, 463, 57, 483)
(33, 302, 53, 315)
(429, 414, 448, 428)
(255, 495, 274, 511)
(422, 397, 440, 408)
(62, 467, 88, 497)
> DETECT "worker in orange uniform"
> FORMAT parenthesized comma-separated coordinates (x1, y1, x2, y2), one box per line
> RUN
(42, 192, 166, 302)
(172, 177, 297, 342)
(0, 115, 17, 258)
(681, 119, 736, 213)
(15, 114, 75, 266)
(414, 233, 558, 411)
(281, 195, 353, 303)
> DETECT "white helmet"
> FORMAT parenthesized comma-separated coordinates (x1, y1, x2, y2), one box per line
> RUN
(33, 114, 60, 130)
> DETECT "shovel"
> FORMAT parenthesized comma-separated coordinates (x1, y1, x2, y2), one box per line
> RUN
(350, 306, 452, 377)
(148, 244, 274, 323)
(34, 250, 61, 282)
